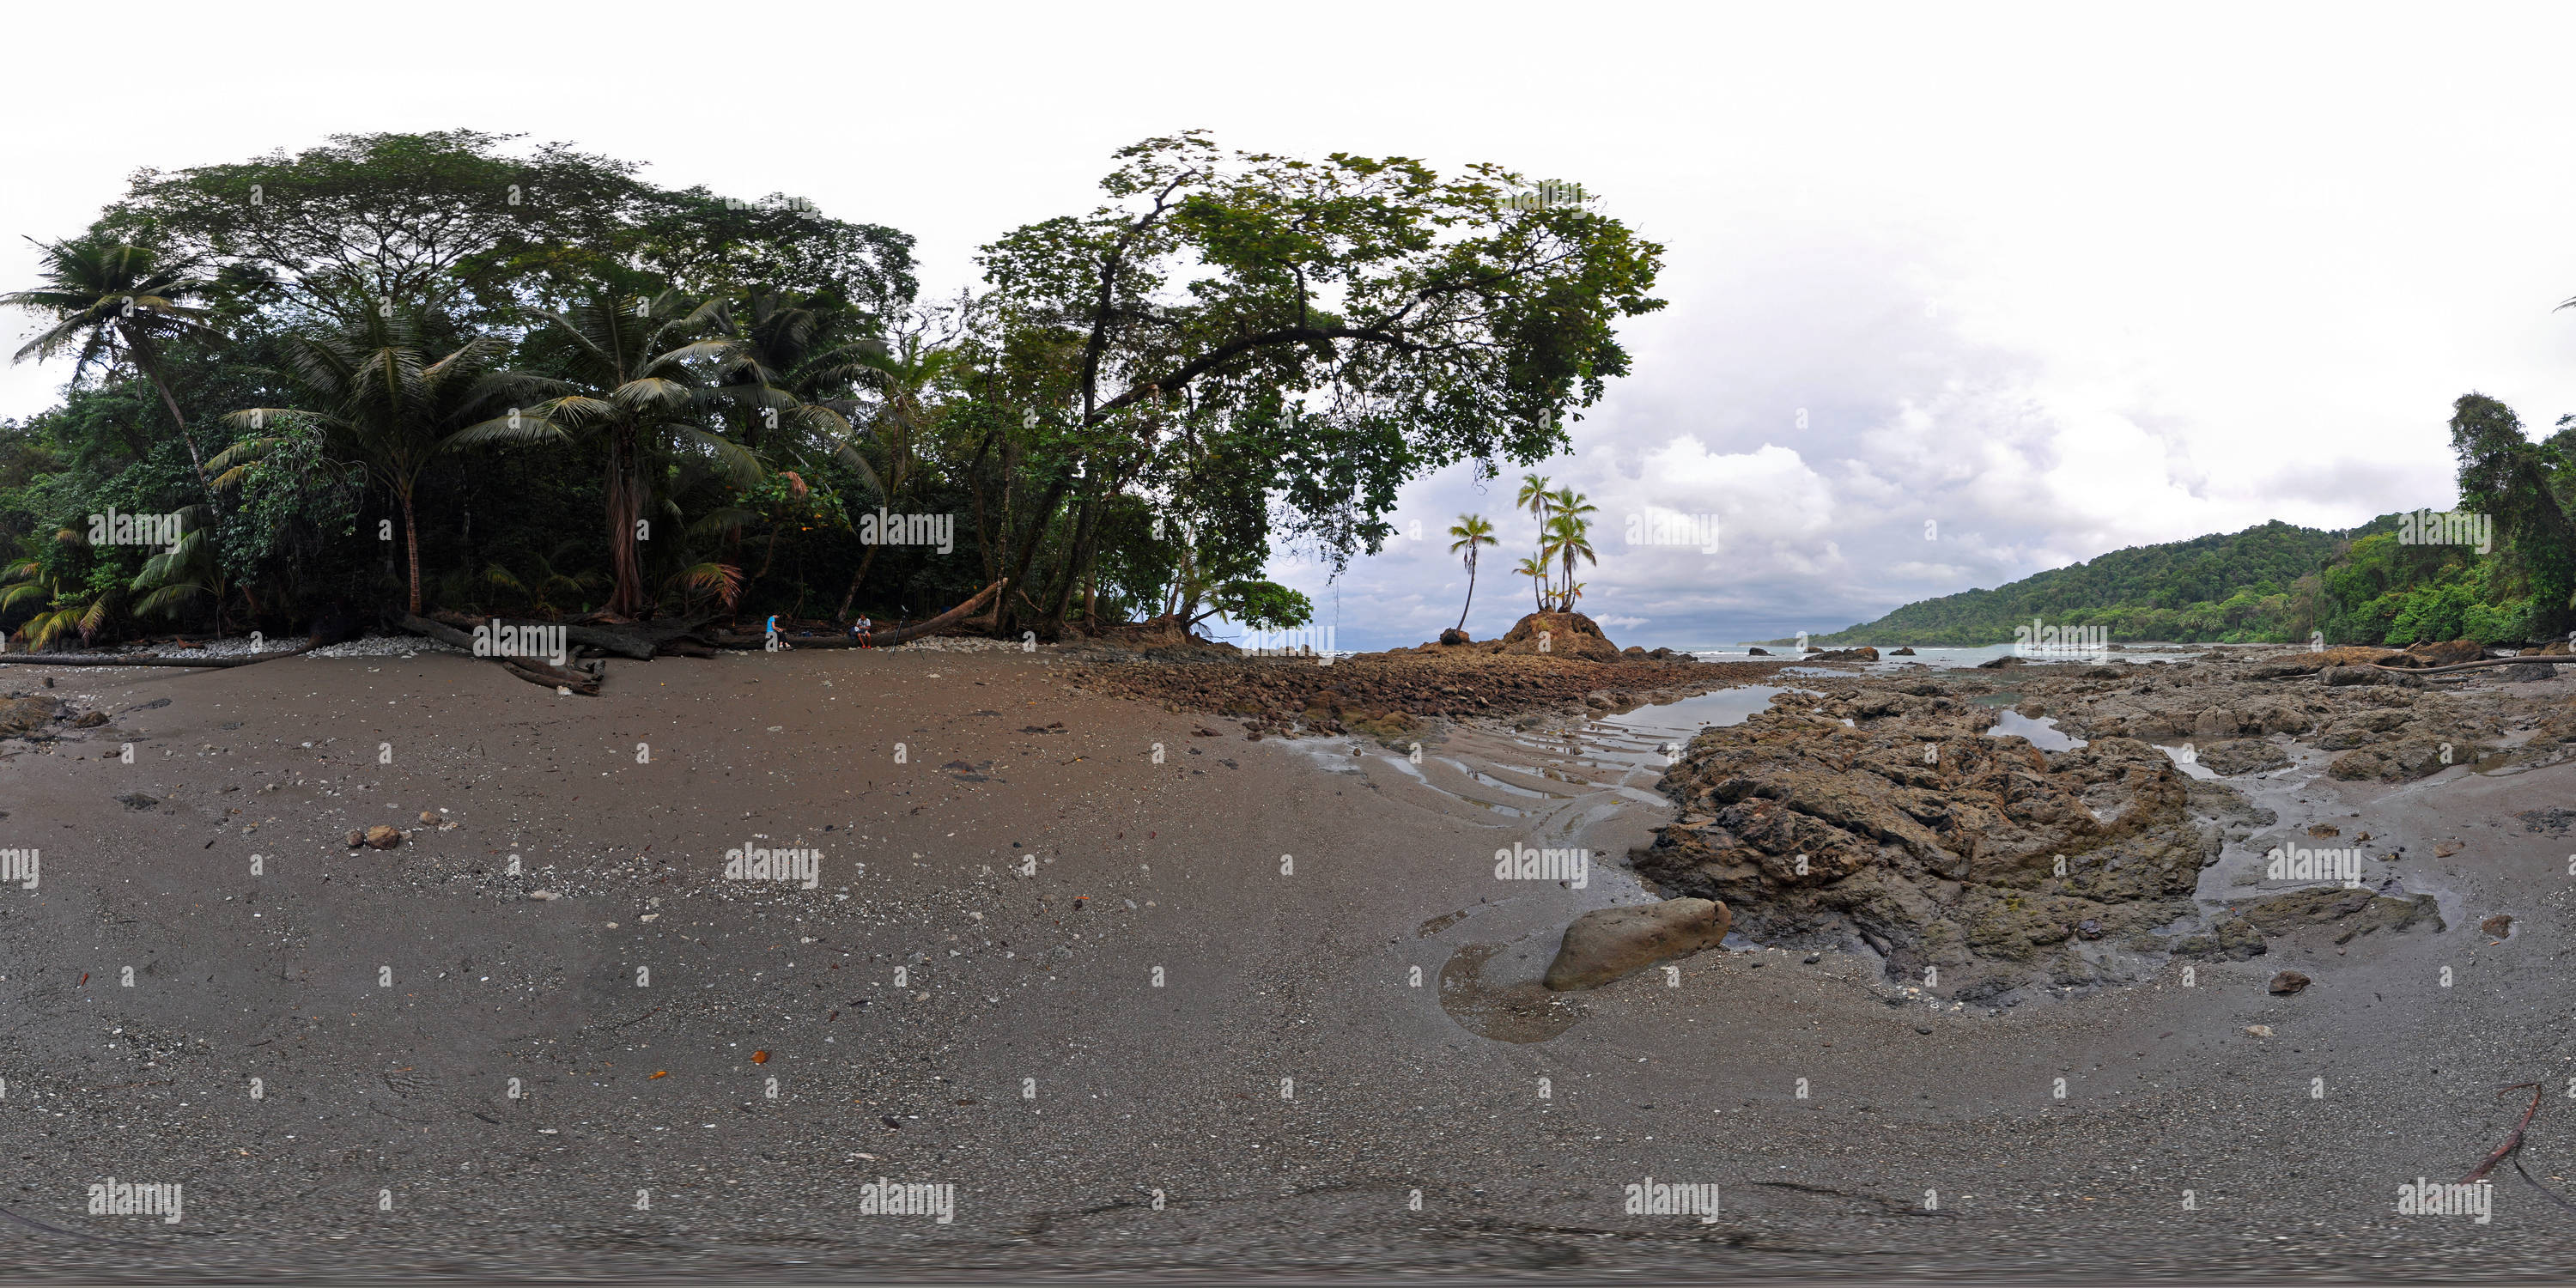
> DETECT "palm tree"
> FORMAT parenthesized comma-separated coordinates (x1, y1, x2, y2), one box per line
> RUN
(3, 531, 106, 649)
(219, 311, 535, 614)
(3, 239, 225, 494)
(1513, 555, 1550, 613)
(453, 289, 759, 618)
(1548, 489, 1599, 613)
(1544, 508, 1597, 614)
(1447, 513, 1497, 633)
(829, 323, 959, 621)
(1515, 472, 1557, 607)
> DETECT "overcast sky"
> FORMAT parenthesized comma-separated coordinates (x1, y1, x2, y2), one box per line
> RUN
(8, 3, 2576, 648)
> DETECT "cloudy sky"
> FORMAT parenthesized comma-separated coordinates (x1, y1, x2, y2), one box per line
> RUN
(8, 3, 2576, 648)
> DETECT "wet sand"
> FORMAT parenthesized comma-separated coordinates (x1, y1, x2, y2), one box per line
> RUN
(2, 647, 2573, 1279)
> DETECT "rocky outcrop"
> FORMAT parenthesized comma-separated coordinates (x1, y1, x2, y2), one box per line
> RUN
(1542, 898, 1731, 991)
(1631, 690, 2226, 999)
(1498, 611, 1627, 662)
(2195, 738, 2290, 776)
(2391, 638, 2488, 668)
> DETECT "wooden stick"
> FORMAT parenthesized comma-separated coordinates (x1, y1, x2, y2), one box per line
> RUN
(0, 640, 322, 668)
(2460, 1082, 2544, 1185)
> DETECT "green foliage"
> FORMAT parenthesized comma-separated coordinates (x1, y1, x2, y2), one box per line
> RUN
(4, 130, 1659, 643)
(1212, 579, 1314, 632)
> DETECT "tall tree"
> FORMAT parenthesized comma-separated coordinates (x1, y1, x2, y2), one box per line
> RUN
(975, 131, 1663, 635)
(4, 239, 226, 494)
(2450, 392, 2576, 639)
(217, 311, 535, 613)
(1447, 513, 1496, 632)
(455, 289, 758, 617)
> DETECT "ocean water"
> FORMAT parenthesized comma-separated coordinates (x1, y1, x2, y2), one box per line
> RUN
(1682, 641, 2218, 670)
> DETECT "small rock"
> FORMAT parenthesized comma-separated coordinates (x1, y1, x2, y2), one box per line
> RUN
(2076, 918, 2103, 940)
(2481, 914, 2513, 939)
(2268, 969, 2312, 995)
(2245, 1024, 2275, 1038)
(1802, 953, 1821, 964)
(419, 811, 438, 824)
(115, 793, 160, 811)
(1915, 1025, 1933, 1035)
(71, 711, 107, 728)
(528, 890, 561, 902)
(352, 825, 402, 850)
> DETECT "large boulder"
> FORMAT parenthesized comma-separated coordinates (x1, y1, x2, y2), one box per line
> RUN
(1498, 611, 1627, 662)
(1543, 898, 1730, 991)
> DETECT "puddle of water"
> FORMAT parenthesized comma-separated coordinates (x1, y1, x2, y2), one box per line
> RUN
(2155, 744, 2217, 780)
(1987, 709, 2087, 752)
(1595, 685, 1787, 740)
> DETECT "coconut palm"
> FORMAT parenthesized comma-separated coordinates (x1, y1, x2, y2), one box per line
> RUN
(1447, 513, 1497, 633)
(453, 289, 760, 618)
(1548, 489, 1599, 612)
(1513, 555, 1550, 613)
(831, 321, 962, 620)
(3, 239, 226, 493)
(218, 311, 537, 614)
(1543, 509, 1597, 614)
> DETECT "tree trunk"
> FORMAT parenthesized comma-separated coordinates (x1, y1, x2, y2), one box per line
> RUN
(997, 475, 1071, 638)
(605, 426, 647, 617)
(1456, 554, 1477, 633)
(398, 483, 423, 615)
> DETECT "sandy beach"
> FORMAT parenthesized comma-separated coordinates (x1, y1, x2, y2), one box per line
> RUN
(1, 642, 2573, 1279)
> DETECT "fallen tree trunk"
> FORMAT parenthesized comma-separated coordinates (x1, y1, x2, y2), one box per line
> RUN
(429, 611, 719, 660)
(0, 641, 323, 668)
(397, 613, 600, 695)
(2371, 655, 2576, 676)
(702, 580, 1008, 651)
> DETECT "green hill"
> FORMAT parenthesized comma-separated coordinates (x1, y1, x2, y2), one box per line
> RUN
(1792, 513, 2548, 647)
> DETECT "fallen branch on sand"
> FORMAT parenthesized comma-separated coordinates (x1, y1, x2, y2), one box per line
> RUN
(2453, 1080, 2576, 1213)
(397, 613, 600, 696)
(0, 641, 323, 668)
(701, 580, 1008, 651)
(2462, 1083, 2544, 1185)
(2373, 656, 2576, 677)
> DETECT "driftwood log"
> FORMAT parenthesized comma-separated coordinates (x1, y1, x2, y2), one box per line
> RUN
(428, 611, 719, 660)
(702, 580, 1008, 651)
(397, 613, 601, 696)
(0, 641, 323, 667)
(2370, 655, 2576, 677)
